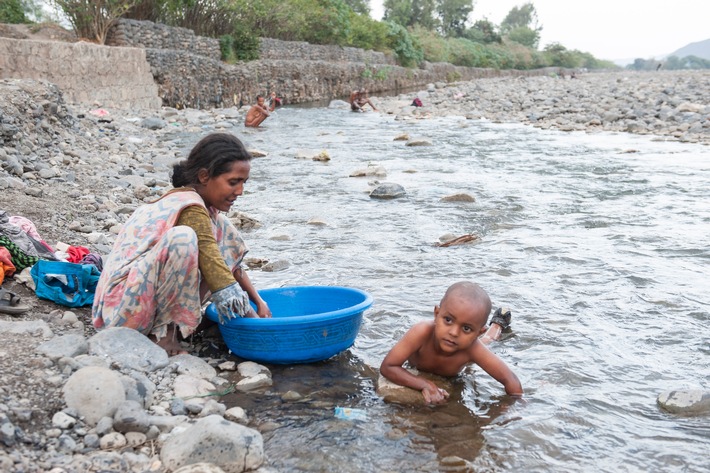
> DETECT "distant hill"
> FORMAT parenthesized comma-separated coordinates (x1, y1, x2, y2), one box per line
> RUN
(669, 38, 710, 60)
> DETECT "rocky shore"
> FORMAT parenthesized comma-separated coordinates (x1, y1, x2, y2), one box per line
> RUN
(376, 70, 709, 145)
(1, 70, 709, 472)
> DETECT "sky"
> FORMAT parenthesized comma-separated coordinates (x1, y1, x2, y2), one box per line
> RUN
(369, 0, 710, 62)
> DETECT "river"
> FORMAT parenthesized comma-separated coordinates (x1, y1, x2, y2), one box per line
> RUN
(176, 105, 709, 472)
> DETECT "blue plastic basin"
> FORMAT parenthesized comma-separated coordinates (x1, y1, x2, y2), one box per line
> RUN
(205, 286, 373, 364)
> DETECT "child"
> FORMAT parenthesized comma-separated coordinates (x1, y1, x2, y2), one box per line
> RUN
(380, 281, 523, 404)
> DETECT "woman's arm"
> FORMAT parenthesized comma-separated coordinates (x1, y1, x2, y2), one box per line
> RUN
(233, 266, 271, 318)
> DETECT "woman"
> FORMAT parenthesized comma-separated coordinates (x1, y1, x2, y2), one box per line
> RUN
(92, 133, 271, 355)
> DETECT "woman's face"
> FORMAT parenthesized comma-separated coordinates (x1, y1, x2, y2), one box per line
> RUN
(197, 160, 251, 212)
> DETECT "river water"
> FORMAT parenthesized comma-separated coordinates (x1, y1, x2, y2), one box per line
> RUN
(177, 106, 709, 472)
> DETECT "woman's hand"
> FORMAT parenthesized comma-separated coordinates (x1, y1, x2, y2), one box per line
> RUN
(210, 283, 250, 323)
(255, 299, 272, 318)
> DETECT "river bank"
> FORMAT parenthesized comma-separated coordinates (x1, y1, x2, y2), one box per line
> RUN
(374, 70, 709, 145)
(1, 71, 709, 472)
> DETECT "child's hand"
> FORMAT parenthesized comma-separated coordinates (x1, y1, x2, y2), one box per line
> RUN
(422, 382, 449, 405)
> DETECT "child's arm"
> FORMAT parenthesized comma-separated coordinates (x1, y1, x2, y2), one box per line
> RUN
(471, 342, 523, 396)
(380, 323, 449, 404)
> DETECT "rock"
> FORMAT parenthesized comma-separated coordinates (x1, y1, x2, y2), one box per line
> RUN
(369, 182, 406, 199)
(237, 361, 270, 378)
(51, 412, 76, 429)
(121, 371, 156, 408)
(405, 139, 432, 147)
(160, 415, 264, 473)
(88, 327, 169, 372)
(436, 234, 480, 247)
(36, 333, 88, 360)
(261, 259, 290, 272)
(173, 374, 216, 406)
(100, 432, 127, 449)
(224, 407, 248, 425)
(113, 400, 151, 433)
(140, 117, 167, 130)
(440, 193, 475, 203)
(171, 354, 218, 380)
(393, 133, 410, 141)
(236, 374, 273, 392)
(173, 463, 227, 473)
(657, 390, 710, 414)
(349, 165, 386, 177)
(328, 99, 350, 109)
(376, 370, 454, 405)
(248, 149, 267, 157)
(63, 366, 126, 425)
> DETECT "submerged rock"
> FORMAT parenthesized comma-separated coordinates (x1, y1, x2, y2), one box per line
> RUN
(369, 182, 406, 199)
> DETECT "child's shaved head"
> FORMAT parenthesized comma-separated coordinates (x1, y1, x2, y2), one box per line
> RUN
(441, 281, 492, 325)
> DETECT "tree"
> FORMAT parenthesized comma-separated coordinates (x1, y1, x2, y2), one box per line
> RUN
(383, 0, 437, 30)
(500, 2, 539, 32)
(342, 0, 369, 15)
(52, 0, 141, 43)
(464, 18, 501, 43)
(436, 0, 473, 37)
(500, 2, 541, 48)
(0, 0, 27, 23)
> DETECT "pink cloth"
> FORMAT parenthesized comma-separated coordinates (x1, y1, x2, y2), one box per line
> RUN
(8, 216, 43, 241)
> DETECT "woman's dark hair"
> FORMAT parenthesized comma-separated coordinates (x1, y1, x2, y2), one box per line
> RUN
(171, 133, 252, 187)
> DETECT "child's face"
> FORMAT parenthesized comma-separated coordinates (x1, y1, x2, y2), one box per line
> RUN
(433, 297, 486, 353)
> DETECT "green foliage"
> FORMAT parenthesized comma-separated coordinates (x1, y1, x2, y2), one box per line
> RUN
(411, 24, 450, 62)
(629, 55, 710, 71)
(230, 24, 260, 61)
(384, 0, 437, 30)
(385, 21, 424, 67)
(464, 19, 501, 44)
(346, 12, 389, 51)
(436, 0, 473, 37)
(506, 26, 539, 48)
(52, 0, 142, 43)
(543, 42, 581, 68)
(374, 66, 391, 80)
(664, 55, 710, 69)
(219, 34, 235, 62)
(500, 2, 540, 33)
(342, 0, 369, 15)
(0, 0, 28, 23)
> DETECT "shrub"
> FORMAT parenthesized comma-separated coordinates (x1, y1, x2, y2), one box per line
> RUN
(0, 0, 27, 23)
(386, 22, 423, 67)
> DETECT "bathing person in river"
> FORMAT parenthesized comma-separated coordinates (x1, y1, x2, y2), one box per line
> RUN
(380, 281, 522, 404)
(245, 93, 277, 127)
(349, 88, 377, 112)
(92, 133, 272, 355)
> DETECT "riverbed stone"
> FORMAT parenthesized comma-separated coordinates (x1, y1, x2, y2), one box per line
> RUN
(88, 327, 169, 372)
(376, 369, 454, 406)
(171, 354, 218, 380)
(160, 415, 264, 473)
(657, 390, 710, 414)
(369, 182, 406, 199)
(63, 366, 126, 425)
(36, 333, 88, 360)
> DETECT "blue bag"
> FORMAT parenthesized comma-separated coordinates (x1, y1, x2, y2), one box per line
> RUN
(30, 260, 101, 308)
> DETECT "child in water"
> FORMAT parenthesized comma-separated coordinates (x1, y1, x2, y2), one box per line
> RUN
(380, 281, 523, 404)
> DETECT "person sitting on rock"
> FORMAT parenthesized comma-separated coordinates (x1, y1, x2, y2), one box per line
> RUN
(92, 133, 272, 356)
(350, 88, 377, 112)
(380, 281, 522, 404)
(245, 93, 277, 127)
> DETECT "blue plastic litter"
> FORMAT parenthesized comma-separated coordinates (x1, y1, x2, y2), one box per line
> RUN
(334, 407, 368, 421)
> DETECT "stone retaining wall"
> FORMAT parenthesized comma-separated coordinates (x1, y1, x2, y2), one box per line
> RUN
(0, 37, 161, 109)
(259, 37, 397, 65)
(106, 18, 220, 62)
